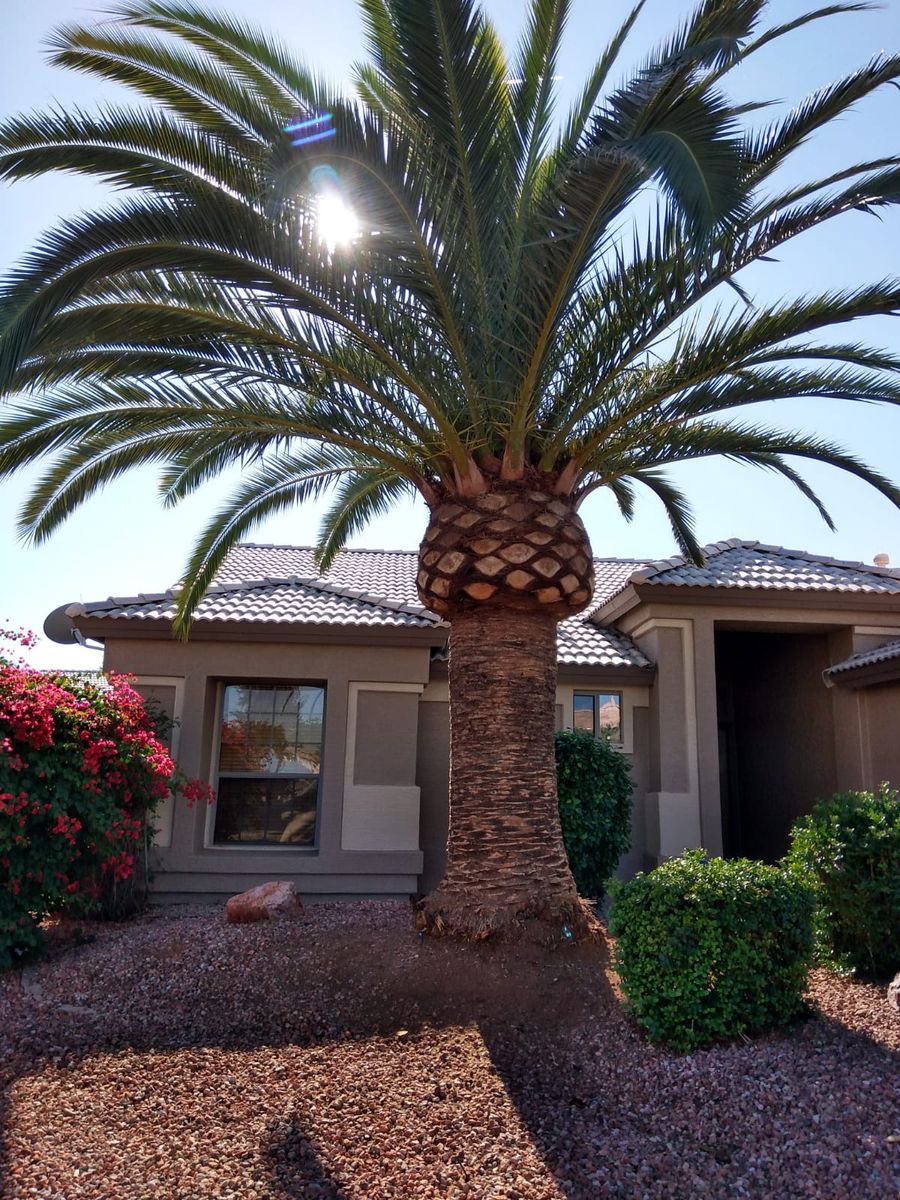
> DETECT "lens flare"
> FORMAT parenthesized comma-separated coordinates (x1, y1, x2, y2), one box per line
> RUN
(315, 192, 360, 250)
(286, 112, 335, 146)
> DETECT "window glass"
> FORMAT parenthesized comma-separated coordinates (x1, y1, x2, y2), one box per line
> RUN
(214, 683, 324, 846)
(573, 692, 622, 743)
(573, 693, 595, 733)
(597, 694, 622, 742)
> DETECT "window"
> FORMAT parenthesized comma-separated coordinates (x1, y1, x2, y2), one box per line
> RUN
(573, 692, 622, 743)
(213, 684, 325, 847)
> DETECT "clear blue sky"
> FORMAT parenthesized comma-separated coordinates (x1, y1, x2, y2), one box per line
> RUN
(2, 0, 899, 668)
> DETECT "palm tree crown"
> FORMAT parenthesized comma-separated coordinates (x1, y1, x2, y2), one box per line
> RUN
(1, 0, 899, 631)
(4, 0, 900, 941)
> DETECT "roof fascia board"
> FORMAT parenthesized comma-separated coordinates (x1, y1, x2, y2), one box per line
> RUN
(73, 618, 448, 648)
(598, 584, 900, 624)
(591, 585, 642, 625)
(826, 660, 900, 689)
(556, 664, 655, 685)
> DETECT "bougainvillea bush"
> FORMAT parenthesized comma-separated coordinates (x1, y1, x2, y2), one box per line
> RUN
(0, 628, 209, 966)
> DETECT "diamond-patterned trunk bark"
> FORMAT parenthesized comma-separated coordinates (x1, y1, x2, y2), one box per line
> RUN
(416, 490, 595, 620)
(416, 489, 597, 942)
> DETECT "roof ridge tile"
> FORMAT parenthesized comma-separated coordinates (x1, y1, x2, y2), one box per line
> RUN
(233, 542, 419, 556)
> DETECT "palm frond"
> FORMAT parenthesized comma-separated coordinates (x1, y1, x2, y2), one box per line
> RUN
(629, 470, 702, 563)
(115, 0, 318, 110)
(315, 469, 413, 571)
(0, 0, 898, 627)
(47, 20, 289, 144)
(171, 447, 366, 635)
(743, 52, 900, 189)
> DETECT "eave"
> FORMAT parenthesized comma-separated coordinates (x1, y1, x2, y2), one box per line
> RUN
(593, 583, 900, 626)
(825, 659, 900, 689)
(69, 615, 450, 650)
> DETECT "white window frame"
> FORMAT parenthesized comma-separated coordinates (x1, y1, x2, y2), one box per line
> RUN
(204, 679, 326, 851)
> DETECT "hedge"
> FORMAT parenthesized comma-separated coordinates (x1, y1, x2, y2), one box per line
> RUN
(609, 850, 815, 1052)
(555, 728, 633, 899)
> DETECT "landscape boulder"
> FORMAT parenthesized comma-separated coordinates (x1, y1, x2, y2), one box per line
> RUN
(888, 973, 900, 1015)
(225, 881, 304, 924)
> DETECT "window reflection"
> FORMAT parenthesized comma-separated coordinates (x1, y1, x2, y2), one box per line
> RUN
(572, 692, 622, 743)
(214, 683, 324, 846)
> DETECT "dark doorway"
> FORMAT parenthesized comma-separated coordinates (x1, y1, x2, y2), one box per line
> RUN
(715, 630, 838, 861)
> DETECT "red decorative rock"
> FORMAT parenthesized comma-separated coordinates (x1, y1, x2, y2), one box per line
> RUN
(225, 881, 304, 924)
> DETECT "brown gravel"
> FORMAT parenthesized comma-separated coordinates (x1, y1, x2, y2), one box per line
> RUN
(1, 902, 897, 1199)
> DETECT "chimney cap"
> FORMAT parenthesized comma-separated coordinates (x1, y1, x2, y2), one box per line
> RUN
(874, 552, 890, 568)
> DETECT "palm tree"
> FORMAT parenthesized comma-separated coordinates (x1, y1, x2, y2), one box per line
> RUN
(1, 0, 899, 939)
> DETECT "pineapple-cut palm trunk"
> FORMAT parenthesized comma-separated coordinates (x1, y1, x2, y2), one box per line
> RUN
(418, 604, 594, 942)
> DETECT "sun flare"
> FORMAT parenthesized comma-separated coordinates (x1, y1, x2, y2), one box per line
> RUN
(315, 193, 360, 250)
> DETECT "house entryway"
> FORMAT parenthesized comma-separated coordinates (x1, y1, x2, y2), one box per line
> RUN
(715, 630, 838, 862)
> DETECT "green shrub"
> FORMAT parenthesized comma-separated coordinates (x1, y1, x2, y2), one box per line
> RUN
(555, 728, 633, 899)
(784, 783, 900, 979)
(608, 850, 815, 1052)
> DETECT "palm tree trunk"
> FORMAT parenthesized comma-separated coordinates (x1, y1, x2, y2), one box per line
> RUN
(417, 489, 602, 945)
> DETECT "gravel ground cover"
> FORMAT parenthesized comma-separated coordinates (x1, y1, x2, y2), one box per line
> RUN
(0, 902, 897, 1199)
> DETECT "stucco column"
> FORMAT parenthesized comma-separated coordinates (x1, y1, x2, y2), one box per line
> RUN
(176, 670, 213, 855)
(828, 629, 865, 790)
(693, 616, 723, 857)
(632, 617, 721, 861)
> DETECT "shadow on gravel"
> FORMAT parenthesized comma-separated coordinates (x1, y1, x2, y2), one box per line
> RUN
(0, 912, 613, 1198)
(1, 908, 897, 1199)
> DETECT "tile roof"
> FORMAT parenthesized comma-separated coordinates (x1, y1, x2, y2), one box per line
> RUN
(72, 575, 439, 630)
(604, 539, 900, 603)
(71, 547, 438, 627)
(67, 540, 898, 667)
(430, 614, 652, 669)
(556, 618, 652, 669)
(213, 544, 647, 609)
(66, 544, 653, 670)
(215, 545, 424, 606)
(825, 638, 900, 678)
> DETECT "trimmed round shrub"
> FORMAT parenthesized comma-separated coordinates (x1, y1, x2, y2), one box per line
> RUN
(555, 728, 633, 899)
(784, 783, 900, 979)
(608, 850, 815, 1052)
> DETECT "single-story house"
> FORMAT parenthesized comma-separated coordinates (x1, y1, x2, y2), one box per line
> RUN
(44, 538, 900, 903)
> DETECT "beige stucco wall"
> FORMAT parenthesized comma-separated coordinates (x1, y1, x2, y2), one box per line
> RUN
(833, 627, 900, 792)
(616, 600, 900, 865)
(860, 682, 900, 789)
(625, 619, 711, 860)
(617, 705, 652, 879)
(97, 591, 899, 900)
(416, 696, 451, 894)
(105, 637, 431, 899)
(342, 683, 422, 852)
(354, 690, 419, 786)
(131, 680, 181, 849)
